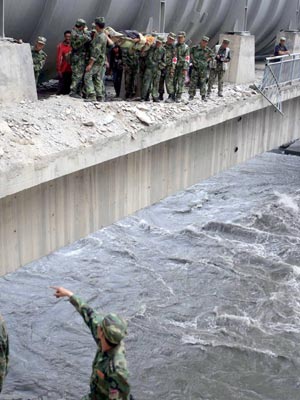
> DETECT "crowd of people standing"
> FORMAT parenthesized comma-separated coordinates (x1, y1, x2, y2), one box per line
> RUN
(31, 16, 232, 104)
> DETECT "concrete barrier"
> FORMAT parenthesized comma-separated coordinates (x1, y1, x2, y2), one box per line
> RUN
(0, 41, 37, 103)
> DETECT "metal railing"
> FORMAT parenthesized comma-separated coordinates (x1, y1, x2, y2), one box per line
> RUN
(256, 53, 300, 114)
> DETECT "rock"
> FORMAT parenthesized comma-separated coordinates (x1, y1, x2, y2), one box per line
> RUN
(103, 114, 115, 125)
(136, 110, 152, 126)
(83, 121, 95, 127)
(0, 148, 4, 157)
(0, 120, 13, 135)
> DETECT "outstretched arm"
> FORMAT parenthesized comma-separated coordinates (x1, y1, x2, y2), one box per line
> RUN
(51, 287, 102, 345)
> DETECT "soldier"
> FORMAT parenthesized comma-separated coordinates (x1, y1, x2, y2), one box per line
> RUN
(141, 36, 166, 102)
(69, 19, 91, 99)
(174, 31, 190, 103)
(84, 17, 108, 102)
(207, 39, 231, 97)
(189, 36, 213, 101)
(51, 286, 131, 400)
(123, 47, 140, 99)
(31, 36, 47, 85)
(0, 314, 9, 394)
(159, 32, 177, 103)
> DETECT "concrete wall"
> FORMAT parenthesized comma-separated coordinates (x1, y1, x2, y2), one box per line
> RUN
(0, 42, 37, 103)
(1, 92, 300, 275)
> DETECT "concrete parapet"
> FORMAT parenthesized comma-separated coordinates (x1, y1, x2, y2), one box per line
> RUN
(276, 31, 300, 54)
(0, 41, 37, 103)
(219, 33, 255, 85)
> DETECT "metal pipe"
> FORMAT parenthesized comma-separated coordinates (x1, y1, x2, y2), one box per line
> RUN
(244, 0, 248, 32)
(0, 0, 4, 38)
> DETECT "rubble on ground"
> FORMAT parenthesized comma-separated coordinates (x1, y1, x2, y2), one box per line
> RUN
(0, 82, 260, 172)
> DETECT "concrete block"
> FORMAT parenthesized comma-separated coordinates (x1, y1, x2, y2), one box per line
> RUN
(219, 33, 255, 85)
(275, 31, 300, 54)
(0, 41, 37, 103)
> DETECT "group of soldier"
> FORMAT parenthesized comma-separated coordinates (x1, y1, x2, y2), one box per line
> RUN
(1, 286, 132, 399)
(31, 16, 231, 104)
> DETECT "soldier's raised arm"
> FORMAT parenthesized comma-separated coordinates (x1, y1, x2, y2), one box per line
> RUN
(51, 286, 102, 345)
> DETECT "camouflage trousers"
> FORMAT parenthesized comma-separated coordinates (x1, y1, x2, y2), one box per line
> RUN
(189, 67, 207, 97)
(84, 64, 105, 99)
(159, 67, 175, 96)
(142, 68, 161, 100)
(173, 67, 186, 97)
(34, 69, 41, 85)
(124, 65, 138, 98)
(70, 58, 86, 95)
(208, 67, 225, 94)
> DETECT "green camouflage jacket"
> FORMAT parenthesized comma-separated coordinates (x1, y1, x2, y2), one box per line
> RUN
(31, 47, 47, 73)
(145, 45, 166, 70)
(90, 31, 108, 66)
(71, 28, 91, 60)
(190, 45, 213, 70)
(123, 48, 139, 69)
(175, 42, 190, 70)
(70, 295, 130, 400)
(164, 43, 177, 69)
(0, 314, 9, 393)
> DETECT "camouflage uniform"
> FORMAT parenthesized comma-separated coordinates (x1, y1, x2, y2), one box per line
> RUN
(70, 295, 130, 400)
(189, 42, 213, 98)
(159, 36, 177, 100)
(208, 44, 231, 96)
(31, 44, 47, 85)
(0, 314, 9, 393)
(84, 31, 108, 100)
(142, 40, 166, 101)
(70, 26, 91, 95)
(173, 33, 190, 101)
(123, 48, 139, 98)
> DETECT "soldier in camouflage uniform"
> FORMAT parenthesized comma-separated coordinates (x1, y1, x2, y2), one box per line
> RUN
(173, 31, 190, 103)
(31, 36, 47, 85)
(0, 314, 9, 394)
(189, 36, 213, 102)
(159, 32, 177, 103)
(84, 17, 108, 102)
(141, 36, 166, 102)
(52, 286, 131, 400)
(123, 48, 139, 99)
(207, 39, 231, 97)
(70, 19, 91, 98)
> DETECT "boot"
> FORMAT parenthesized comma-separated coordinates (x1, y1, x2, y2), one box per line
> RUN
(69, 92, 81, 99)
(153, 97, 160, 102)
(84, 97, 96, 102)
(189, 95, 194, 101)
(165, 94, 175, 103)
(159, 94, 164, 101)
(175, 95, 182, 103)
(218, 93, 224, 97)
(202, 95, 207, 102)
(96, 96, 104, 102)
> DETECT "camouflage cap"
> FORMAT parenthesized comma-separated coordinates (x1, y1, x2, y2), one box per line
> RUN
(156, 36, 164, 43)
(75, 18, 86, 27)
(95, 16, 106, 25)
(168, 32, 176, 41)
(101, 313, 128, 345)
(201, 35, 210, 42)
(37, 36, 47, 45)
(177, 31, 186, 37)
(222, 39, 230, 44)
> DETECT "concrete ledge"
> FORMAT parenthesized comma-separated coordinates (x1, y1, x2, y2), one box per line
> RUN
(1, 84, 300, 200)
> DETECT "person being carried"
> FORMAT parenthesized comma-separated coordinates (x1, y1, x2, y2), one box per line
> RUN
(51, 286, 131, 400)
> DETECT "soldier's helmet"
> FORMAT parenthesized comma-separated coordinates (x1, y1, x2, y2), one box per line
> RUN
(177, 31, 186, 38)
(37, 36, 47, 45)
(156, 36, 164, 43)
(168, 32, 176, 41)
(201, 35, 210, 42)
(100, 313, 128, 344)
(75, 18, 86, 27)
(95, 16, 106, 25)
